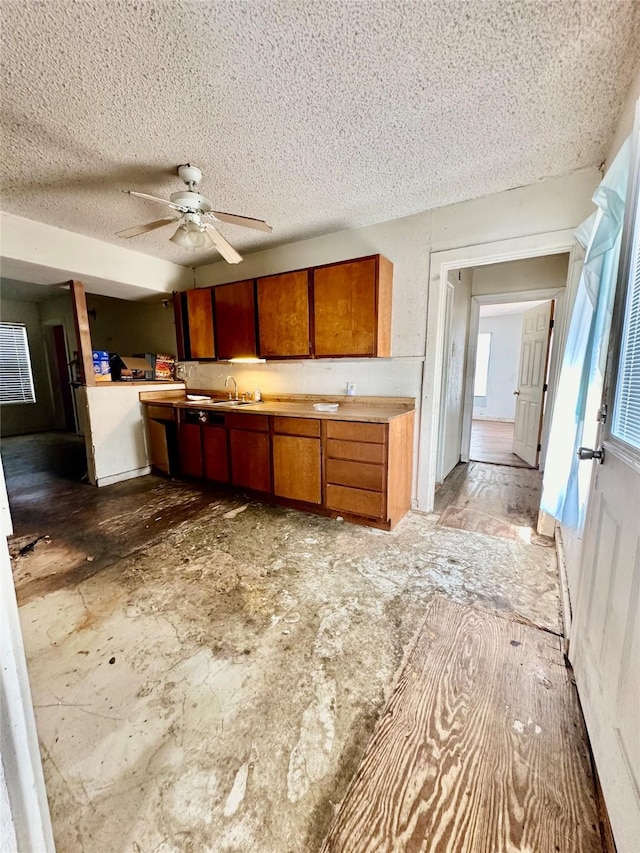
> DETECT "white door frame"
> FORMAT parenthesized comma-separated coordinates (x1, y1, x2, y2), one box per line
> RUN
(459, 288, 564, 468)
(417, 229, 582, 511)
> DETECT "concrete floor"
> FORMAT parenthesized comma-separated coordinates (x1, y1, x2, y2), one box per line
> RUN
(6, 433, 561, 852)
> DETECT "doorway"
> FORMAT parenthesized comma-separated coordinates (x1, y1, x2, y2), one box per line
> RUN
(43, 324, 77, 432)
(469, 299, 553, 469)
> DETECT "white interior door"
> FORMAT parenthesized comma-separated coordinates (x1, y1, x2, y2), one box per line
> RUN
(570, 131, 640, 852)
(512, 301, 553, 466)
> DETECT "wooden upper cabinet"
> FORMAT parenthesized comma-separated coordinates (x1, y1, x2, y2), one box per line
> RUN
(313, 255, 392, 357)
(257, 270, 311, 358)
(185, 289, 215, 359)
(213, 280, 257, 360)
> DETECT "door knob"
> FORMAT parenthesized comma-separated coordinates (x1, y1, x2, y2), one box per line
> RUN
(577, 446, 605, 463)
(513, 390, 520, 396)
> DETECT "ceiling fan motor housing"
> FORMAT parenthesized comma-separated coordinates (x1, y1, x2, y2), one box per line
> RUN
(177, 163, 203, 187)
(170, 190, 213, 212)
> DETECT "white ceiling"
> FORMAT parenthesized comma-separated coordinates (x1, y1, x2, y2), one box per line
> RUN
(1, 1, 639, 268)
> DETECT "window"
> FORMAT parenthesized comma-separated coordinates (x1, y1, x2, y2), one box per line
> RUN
(474, 332, 492, 397)
(611, 175, 640, 451)
(0, 323, 36, 404)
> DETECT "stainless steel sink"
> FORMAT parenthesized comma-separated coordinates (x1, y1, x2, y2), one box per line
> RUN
(209, 400, 256, 407)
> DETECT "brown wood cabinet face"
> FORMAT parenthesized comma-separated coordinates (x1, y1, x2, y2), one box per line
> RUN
(272, 417, 321, 437)
(179, 422, 203, 477)
(326, 439, 386, 464)
(326, 420, 386, 444)
(326, 458, 385, 492)
(313, 258, 377, 356)
(257, 271, 310, 357)
(186, 289, 215, 358)
(273, 435, 321, 504)
(214, 280, 257, 359)
(148, 418, 171, 474)
(229, 429, 271, 492)
(325, 484, 384, 519)
(203, 426, 229, 483)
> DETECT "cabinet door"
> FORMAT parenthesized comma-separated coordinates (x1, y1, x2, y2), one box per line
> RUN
(313, 257, 377, 356)
(273, 434, 321, 504)
(214, 280, 257, 359)
(148, 418, 171, 474)
(257, 271, 310, 357)
(203, 425, 229, 483)
(229, 429, 271, 492)
(179, 422, 203, 477)
(186, 289, 215, 358)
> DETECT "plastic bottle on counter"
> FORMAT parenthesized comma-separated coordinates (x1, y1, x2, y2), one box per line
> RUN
(254, 388, 262, 402)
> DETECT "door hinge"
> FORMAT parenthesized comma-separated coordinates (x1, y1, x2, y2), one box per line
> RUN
(549, 319, 555, 330)
(597, 404, 607, 424)
(543, 383, 548, 393)
(537, 443, 542, 452)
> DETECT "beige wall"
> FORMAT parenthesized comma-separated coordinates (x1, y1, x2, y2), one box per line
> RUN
(471, 253, 569, 297)
(0, 298, 55, 436)
(86, 294, 177, 357)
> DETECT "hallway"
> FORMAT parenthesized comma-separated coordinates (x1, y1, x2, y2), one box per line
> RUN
(470, 419, 531, 468)
(4, 436, 601, 852)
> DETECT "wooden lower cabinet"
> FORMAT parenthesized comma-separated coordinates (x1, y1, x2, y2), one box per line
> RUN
(273, 434, 321, 504)
(323, 413, 414, 529)
(179, 421, 204, 478)
(229, 429, 271, 492)
(203, 425, 229, 483)
(149, 404, 414, 529)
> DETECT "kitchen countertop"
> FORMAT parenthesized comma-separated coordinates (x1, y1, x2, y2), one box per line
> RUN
(140, 392, 415, 424)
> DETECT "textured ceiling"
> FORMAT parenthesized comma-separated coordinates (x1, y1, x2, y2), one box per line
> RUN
(1, 1, 639, 268)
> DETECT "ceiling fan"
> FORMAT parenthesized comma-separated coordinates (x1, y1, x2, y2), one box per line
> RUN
(116, 164, 272, 264)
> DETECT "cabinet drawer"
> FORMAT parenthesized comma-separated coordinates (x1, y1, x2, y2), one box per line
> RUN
(225, 412, 269, 432)
(272, 416, 321, 437)
(326, 484, 385, 519)
(326, 458, 384, 492)
(146, 404, 176, 422)
(326, 421, 386, 444)
(326, 439, 385, 465)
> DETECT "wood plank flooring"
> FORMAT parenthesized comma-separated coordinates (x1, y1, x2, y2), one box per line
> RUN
(438, 462, 550, 544)
(470, 420, 530, 468)
(321, 597, 600, 853)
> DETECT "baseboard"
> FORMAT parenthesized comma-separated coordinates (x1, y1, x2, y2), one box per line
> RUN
(555, 523, 572, 654)
(96, 466, 151, 487)
(471, 416, 516, 423)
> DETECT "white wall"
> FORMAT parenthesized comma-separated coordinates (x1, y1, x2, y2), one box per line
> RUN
(191, 168, 598, 504)
(0, 298, 55, 436)
(440, 270, 471, 478)
(473, 314, 522, 420)
(79, 383, 184, 486)
(0, 458, 55, 851)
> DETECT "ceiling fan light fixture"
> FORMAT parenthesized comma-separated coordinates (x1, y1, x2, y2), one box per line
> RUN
(170, 221, 214, 250)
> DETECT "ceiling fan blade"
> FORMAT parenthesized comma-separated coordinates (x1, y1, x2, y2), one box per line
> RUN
(116, 217, 177, 238)
(125, 190, 184, 211)
(204, 224, 243, 264)
(209, 211, 272, 233)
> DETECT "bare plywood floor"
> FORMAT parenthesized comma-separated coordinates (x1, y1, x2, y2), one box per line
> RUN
(438, 462, 550, 545)
(470, 419, 530, 468)
(321, 597, 601, 853)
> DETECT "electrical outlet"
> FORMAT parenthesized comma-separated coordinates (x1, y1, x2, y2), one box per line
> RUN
(346, 382, 356, 396)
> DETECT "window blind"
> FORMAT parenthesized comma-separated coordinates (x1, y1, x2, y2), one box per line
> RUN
(0, 323, 36, 404)
(612, 176, 640, 451)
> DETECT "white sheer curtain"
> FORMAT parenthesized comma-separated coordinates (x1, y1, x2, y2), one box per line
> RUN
(541, 137, 632, 528)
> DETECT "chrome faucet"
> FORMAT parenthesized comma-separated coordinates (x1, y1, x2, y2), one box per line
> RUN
(225, 375, 238, 400)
